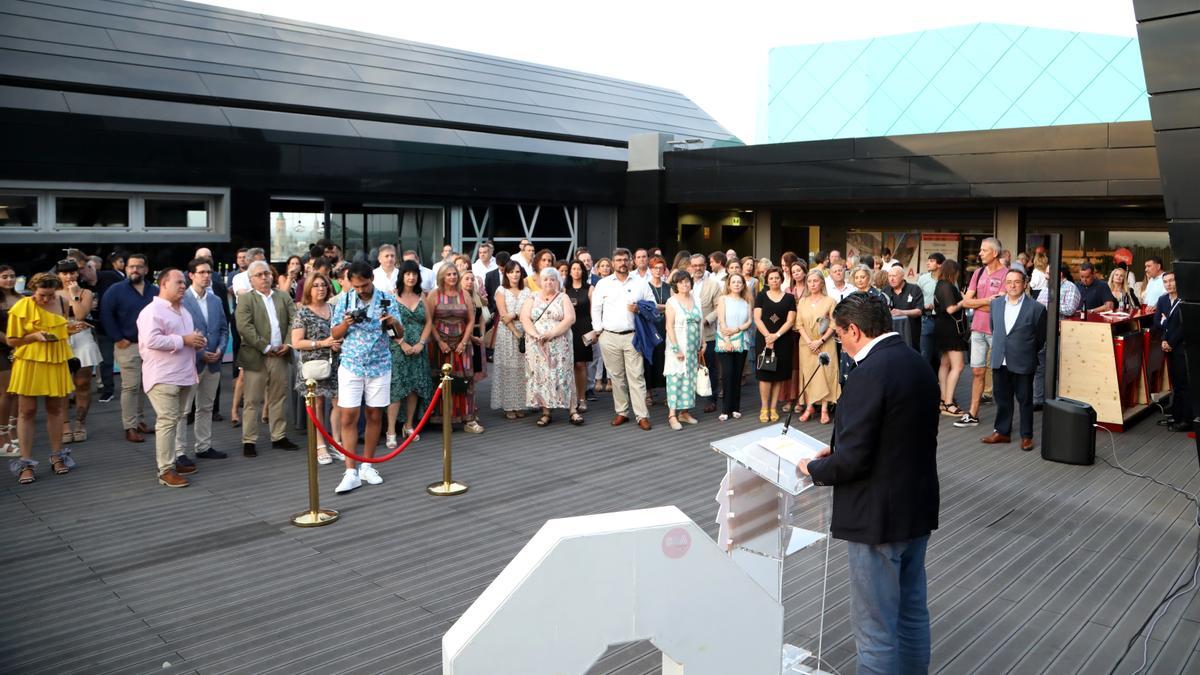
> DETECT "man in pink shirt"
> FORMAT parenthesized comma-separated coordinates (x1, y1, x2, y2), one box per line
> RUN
(138, 269, 206, 488)
(954, 238, 1008, 428)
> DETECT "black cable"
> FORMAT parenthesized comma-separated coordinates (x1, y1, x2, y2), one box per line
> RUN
(1098, 426, 1200, 675)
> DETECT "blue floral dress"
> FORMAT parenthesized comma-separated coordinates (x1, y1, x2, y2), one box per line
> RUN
(665, 296, 701, 410)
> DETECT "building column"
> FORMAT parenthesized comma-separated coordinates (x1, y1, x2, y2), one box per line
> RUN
(993, 205, 1024, 254)
(753, 209, 780, 261)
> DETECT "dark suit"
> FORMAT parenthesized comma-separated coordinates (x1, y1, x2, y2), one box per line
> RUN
(484, 267, 502, 316)
(988, 295, 1047, 440)
(806, 333, 940, 672)
(235, 290, 294, 444)
(808, 334, 940, 544)
(1157, 295, 1191, 424)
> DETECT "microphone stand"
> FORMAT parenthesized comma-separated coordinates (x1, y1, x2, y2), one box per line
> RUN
(782, 352, 830, 435)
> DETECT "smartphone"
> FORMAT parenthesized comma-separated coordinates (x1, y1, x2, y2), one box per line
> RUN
(44, 333, 59, 342)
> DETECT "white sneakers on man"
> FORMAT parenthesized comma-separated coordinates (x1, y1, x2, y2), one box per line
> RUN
(335, 469, 361, 494)
(359, 464, 384, 485)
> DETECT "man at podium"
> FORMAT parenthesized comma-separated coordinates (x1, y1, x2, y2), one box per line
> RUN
(796, 293, 941, 674)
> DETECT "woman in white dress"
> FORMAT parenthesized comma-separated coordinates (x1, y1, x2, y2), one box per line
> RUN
(491, 261, 530, 418)
(56, 259, 99, 443)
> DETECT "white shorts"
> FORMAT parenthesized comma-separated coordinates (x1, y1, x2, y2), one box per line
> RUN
(337, 370, 389, 408)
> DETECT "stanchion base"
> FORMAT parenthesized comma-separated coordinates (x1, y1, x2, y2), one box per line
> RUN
(426, 481, 469, 496)
(290, 509, 340, 527)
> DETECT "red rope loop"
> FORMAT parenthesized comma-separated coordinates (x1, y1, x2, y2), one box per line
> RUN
(304, 387, 442, 464)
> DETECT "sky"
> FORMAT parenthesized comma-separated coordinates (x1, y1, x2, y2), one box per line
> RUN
(203, 0, 1139, 144)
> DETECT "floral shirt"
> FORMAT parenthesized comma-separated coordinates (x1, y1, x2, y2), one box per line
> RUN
(332, 287, 391, 378)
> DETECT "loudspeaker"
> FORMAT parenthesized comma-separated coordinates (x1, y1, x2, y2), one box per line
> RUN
(1041, 397, 1096, 465)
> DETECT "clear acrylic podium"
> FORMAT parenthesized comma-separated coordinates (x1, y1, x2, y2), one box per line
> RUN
(712, 423, 831, 675)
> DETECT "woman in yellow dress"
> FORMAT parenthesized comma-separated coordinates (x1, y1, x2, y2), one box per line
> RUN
(794, 270, 840, 424)
(7, 273, 79, 484)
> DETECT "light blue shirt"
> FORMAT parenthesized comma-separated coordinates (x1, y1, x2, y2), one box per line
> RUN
(717, 296, 750, 352)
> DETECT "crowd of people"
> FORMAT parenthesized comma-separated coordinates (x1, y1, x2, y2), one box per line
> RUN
(1, 236, 1184, 490)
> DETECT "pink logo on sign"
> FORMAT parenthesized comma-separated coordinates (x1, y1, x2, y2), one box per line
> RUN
(661, 528, 692, 559)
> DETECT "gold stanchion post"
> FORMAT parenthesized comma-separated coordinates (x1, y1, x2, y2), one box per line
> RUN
(427, 363, 468, 496)
(291, 379, 340, 526)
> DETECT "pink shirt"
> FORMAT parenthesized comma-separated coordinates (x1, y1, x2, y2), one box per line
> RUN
(969, 264, 1009, 335)
(137, 296, 199, 392)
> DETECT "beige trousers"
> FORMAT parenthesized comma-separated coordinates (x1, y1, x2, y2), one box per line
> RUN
(115, 344, 146, 430)
(175, 369, 221, 456)
(147, 383, 192, 476)
(242, 355, 289, 444)
(599, 331, 649, 421)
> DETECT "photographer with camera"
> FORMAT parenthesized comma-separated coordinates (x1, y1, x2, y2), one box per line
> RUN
(329, 261, 399, 494)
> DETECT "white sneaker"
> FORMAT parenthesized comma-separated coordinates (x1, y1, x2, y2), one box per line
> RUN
(359, 464, 383, 485)
(334, 469, 361, 494)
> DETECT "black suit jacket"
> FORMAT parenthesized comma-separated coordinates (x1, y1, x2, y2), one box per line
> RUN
(988, 295, 1047, 375)
(807, 334, 940, 545)
(1157, 295, 1183, 350)
(484, 268, 502, 315)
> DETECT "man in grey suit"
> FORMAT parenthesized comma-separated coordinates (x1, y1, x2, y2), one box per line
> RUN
(236, 260, 296, 456)
(175, 258, 230, 466)
(982, 269, 1047, 451)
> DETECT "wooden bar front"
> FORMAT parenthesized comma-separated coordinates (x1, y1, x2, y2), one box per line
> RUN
(1058, 310, 1167, 431)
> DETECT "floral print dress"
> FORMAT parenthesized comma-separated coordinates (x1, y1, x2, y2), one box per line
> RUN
(524, 294, 575, 410)
(665, 296, 701, 410)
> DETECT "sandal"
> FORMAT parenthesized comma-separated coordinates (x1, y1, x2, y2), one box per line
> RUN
(759, 409, 770, 423)
(73, 427, 87, 443)
(799, 406, 814, 423)
(17, 465, 35, 484)
(781, 403, 792, 413)
(536, 414, 552, 427)
(569, 412, 584, 426)
(50, 453, 71, 475)
(820, 410, 831, 424)
(464, 420, 485, 434)
(577, 400, 588, 412)
(679, 412, 698, 425)
(61, 429, 75, 444)
(316, 444, 332, 465)
(668, 415, 683, 431)
(941, 402, 965, 417)
(504, 411, 518, 420)
(769, 409, 780, 423)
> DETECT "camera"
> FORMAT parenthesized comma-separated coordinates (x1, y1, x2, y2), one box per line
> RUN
(346, 307, 369, 323)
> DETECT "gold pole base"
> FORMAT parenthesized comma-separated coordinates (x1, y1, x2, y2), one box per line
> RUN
(290, 509, 340, 527)
(426, 481, 469, 496)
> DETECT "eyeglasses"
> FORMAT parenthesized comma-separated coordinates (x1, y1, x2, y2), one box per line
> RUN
(193, 270, 212, 275)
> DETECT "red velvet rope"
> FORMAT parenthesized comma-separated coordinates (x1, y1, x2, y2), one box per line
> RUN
(304, 387, 442, 464)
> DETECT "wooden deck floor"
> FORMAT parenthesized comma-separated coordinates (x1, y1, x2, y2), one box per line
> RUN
(1, 366, 1198, 674)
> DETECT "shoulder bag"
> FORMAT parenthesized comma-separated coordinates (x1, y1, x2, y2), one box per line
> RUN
(756, 347, 778, 373)
(518, 292, 561, 354)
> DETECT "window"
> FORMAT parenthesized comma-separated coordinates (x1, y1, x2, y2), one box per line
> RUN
(55, 196, 130, 228)
(0, 182, 228, 243)
(0, 195, 37, 227)
(145, 198, 209, 228)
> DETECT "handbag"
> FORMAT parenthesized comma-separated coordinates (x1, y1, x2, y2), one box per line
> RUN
(756, 347, 778, 372)
(442, 352, 472, 394)
(301, 358, 332, 381)
(518, 292, 562, 354)
(696, 365, 712, 397)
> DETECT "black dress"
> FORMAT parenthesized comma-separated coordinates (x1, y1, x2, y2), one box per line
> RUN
(754, 290, 796, 382)
(567, 282, 593, 364)
(934, 280, 968, 352)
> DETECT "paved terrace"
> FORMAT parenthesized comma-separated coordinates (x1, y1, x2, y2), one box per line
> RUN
(2, 368, 1199, 674)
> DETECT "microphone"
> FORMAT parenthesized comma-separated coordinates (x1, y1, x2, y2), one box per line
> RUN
(782, 351, 830, 436)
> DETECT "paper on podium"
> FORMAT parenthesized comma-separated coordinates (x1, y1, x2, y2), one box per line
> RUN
(712, 424, 828, 495)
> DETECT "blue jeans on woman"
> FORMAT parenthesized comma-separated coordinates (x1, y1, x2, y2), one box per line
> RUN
(846, 535, 931, 675)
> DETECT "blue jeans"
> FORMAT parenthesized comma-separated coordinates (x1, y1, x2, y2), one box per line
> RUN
(919, 316, 937, 371)
(846, 535, 931, 675)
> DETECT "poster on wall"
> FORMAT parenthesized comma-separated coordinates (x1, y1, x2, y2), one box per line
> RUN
(270, 212, 325, 262)
(846, 231, 882, 261)
(912, 233, 960, 279)
(885, 232, 920, 274)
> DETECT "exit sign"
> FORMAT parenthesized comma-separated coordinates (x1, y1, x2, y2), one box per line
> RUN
(731, 216, 740, 225)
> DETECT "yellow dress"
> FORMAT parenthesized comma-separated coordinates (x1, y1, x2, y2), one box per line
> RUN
(7, 297, 73, 397)
(795, 294, 841, 405)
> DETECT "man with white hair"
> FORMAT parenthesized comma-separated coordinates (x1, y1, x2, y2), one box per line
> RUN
(235, 260, 296, 456)
(472, 241, 498, 280)
(954, 237, 1008, 429)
